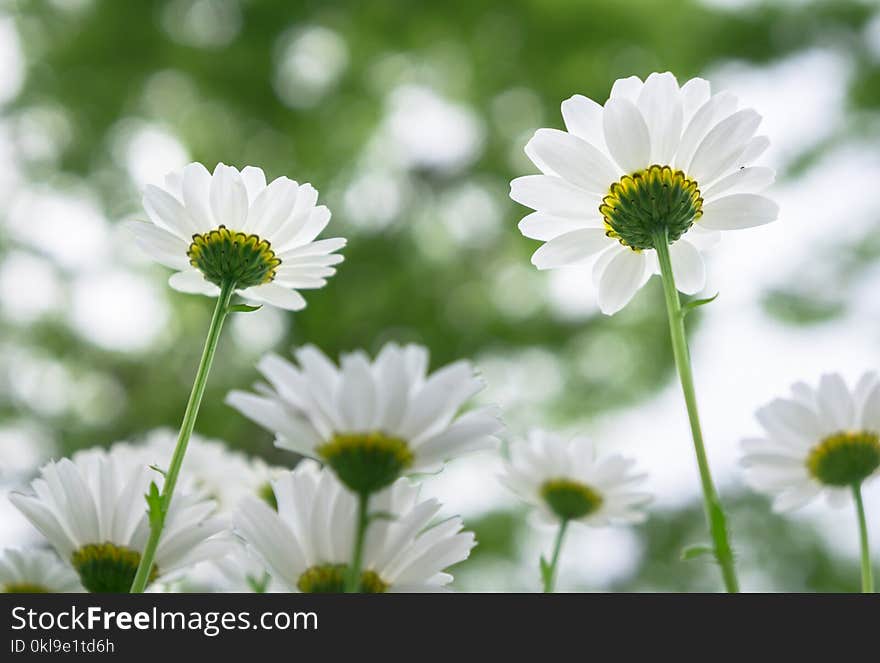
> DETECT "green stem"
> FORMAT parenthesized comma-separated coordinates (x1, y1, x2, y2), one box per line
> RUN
(130, 279, 236, 593)
(653, 230, 739, 593)
(345, 493, 370, 593)
(852, 482, 874, 593)
(543, 519, 569, 593)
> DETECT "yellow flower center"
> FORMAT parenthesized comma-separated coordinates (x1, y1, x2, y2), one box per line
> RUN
(600, 164, 703, 250)
(2, 583, 50, 593)
(71, 542, 157, 593)
(317, 432, 413, 495)
(806, 431, 880, 486)
(297, 564, 388, 593)
(187, 225, 281, 288)
(540, 478, 604, 520)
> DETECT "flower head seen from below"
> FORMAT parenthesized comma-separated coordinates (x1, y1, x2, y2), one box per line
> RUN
(126, 162, 346, 311)
(741, 373, 880, 511)
(9, 447, 230, 592)
(235, 460, 475, 592)
(227, 342, 503, 495)
(0, 548, 83, 593)
(502, 429, 651, 527)
(511, 72, 778, 314)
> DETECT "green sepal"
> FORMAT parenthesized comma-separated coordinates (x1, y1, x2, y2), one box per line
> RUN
(680, 543, 714, 561)
(227, 303, 262, 314)
(682, 292, 719, 317)
(145, 481, 163, 530)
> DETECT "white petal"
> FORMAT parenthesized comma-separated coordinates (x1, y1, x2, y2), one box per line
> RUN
(525, 128, 618, 194)
(688, 109, 761, 185)
(509, 175, 601, 216)
(668, 240, 706, 295)
(240, 166, 267, 203)
(518, 212, 601, 241)
(636, 72, 682, 164)
(597, 248, 648, 315)
(168, 270, 220, 296)
(560, 94, 605, 148)
(143, 184, 198, 238)
(703, 166, 775, 200)
(125, 220, 190, 270)
(246, 176, 299, 237)
(181, 162, 215, 232)
(609, 76, 642, 102)
(239, 283, 307, 311)
(815, 373, 854, 431)
(602, 97, 651, 173)
(861, 382, 880, 431)
(674, 91, 738, 171)
(530, 229, 613, 270)
(699, 194, 778, 230)
(680, 77, 711, 123)
(209, 163, 249, 229)
(739, 135, 770, 165)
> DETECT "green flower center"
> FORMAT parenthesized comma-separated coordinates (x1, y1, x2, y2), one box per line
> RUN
(317, 432, 413, 495)
(297, 564, 388, 593)
(540, 478, 604, 520)
(2, 583, 49, 593)
(806, 431, 880, 487)
(187, 225, 281, 288)
(600, 164, 703, 251)
(258, 482, 278, 510)
(71, 542, 157, 593)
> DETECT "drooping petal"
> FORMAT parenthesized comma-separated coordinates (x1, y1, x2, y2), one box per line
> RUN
(668, 239, 706, 295)
(168, 269, 220, 296)
(699, 193, 778, 230)
(238, 283, 307, 311)
(530, 228, 613, 270)
(596, 247, 649, 315)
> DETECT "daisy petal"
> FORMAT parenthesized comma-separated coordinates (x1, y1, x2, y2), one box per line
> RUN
(530, 228, 613, 270)
(510, 175, 601, 216)
(560, 94, 605, 148)
(603, 97, 651, 173)
(668, 239, 706, 295)
(597, 247, 648, 314)
(699, 193, 778, 230)
(525, 128, 618, 194)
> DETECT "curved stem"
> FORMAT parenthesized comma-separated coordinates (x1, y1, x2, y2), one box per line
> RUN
(344, 493, 370, 593)
(543, 519, 569, 593)
(653, 230, 739, 593)
(852, 482, 874, 593)
(130, 280, 236, 593)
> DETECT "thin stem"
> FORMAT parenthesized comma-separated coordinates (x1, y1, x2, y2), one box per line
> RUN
(543, 519, 569, 593)
(130, 280, 236, 593)
(652, 229, 739, 593)
(852, 482, 874, 593)
(345, 493, 370, 593)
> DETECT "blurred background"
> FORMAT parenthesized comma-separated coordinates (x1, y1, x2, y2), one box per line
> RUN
(1, 0, 880, 591)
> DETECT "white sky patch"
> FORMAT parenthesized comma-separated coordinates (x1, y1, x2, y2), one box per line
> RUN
(381, 85, 484, 173)
(69, 270, 169, 353)
(274, 25, 349, 109)
(0, 251, 62, 324)
(230, 304, 288, 356)
(708, 49, 851, 170)
(0, 15, 24, 106)
(162, 0, 242, 49)
(6, 186, 111, 271)
(111, 121, 190, 189)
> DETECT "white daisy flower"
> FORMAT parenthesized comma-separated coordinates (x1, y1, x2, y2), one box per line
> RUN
(502, 429, 651, 527)
(126, 162, 346, 311)
(194, 540, 282, 593)
(226, 342, 503, 495)
(9, 447, 231, 592)
(138, 429, 285, 512)
(741, 372, 880, 511)
(0, 548, 83, 593)
(235, 460, 475, 592)
(511, 72, 778, 314)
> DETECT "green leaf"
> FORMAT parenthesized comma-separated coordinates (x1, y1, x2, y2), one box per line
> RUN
(682, 292, 719, 317)
(148, 464, 166, 476)
(680, 544, 714, 561)
(145, 481, 163, 530)
(227, 303, 262, 314)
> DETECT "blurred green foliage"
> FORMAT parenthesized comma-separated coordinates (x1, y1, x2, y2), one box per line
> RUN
(3, 0, 878, 591)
